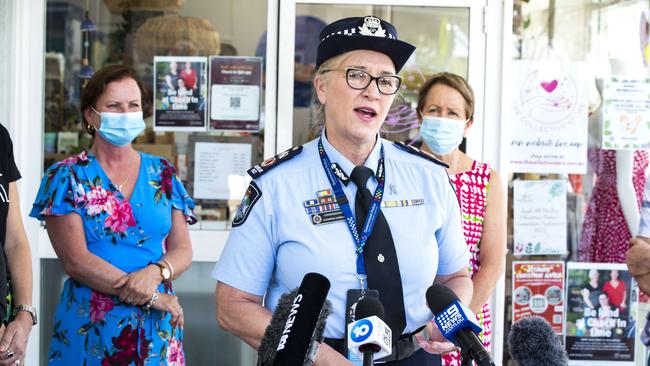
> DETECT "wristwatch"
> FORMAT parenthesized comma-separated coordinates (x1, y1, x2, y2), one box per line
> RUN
(153, 262, 172, 282)
(13, 304, 37, 325)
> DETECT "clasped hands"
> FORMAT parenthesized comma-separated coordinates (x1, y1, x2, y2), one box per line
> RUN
(112, 265, 184, 328)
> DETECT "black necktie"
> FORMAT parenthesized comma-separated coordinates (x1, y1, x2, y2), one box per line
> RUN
(350, 166, 406, 343)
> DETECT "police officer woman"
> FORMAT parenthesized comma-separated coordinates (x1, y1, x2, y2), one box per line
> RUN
(213, 16, 472, 365)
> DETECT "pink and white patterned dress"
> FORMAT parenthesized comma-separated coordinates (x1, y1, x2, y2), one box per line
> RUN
(442, 161, 492, 366)
(579, 149, 649, 263)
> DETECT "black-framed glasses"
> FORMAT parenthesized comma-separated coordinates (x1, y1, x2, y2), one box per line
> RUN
(322, 67, 402, 95)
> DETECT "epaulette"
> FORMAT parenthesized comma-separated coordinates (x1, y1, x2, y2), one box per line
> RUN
(393, 141, 449, 168)
(247, 145, 303, 179)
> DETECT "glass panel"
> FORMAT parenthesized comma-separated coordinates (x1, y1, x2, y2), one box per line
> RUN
(42, 0, 269, 230)
(291, 4, 470, 146)
(506, 0, 649, 363)
(40, 260, 255, 365)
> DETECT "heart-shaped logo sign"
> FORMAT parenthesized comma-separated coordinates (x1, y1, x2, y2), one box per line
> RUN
(540, 80, 558, 93)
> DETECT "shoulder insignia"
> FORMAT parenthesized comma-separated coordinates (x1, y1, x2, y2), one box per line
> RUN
(393, 141, 449, 168)
(232, 181, 262, 227)
(247, 146, 303, 179)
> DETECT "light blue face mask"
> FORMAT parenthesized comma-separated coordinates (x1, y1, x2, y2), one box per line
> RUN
(91, 108, 145, 147)
(420, 116, 466, 155)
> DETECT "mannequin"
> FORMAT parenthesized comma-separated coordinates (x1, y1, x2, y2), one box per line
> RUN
(579, 58, 649, 262)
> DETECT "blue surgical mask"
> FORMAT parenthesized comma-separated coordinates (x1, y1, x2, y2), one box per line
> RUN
(420, 116, 466, 155)
(91, 108, 145, 147)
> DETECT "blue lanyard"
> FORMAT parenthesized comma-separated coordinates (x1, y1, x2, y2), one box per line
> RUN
(317, 138, 386, 289)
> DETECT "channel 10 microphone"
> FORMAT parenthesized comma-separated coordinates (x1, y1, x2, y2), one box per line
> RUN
(508, 316, 568, 366)
(426, 284, 495, 366)
(258, 272, 332, 366)
(347, 296, 392, 365)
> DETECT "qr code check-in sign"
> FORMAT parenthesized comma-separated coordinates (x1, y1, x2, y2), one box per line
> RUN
(230, 96, 241, 108)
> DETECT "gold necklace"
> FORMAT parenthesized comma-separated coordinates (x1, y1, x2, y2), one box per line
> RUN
(115, 154, 137, 192)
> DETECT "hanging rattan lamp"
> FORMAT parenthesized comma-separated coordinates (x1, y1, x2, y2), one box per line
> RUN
(103, 0, 185, 13)
(133, 15, 221, 63)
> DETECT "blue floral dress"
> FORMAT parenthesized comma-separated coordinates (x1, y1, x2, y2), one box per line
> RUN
(30, 151, 196, 366)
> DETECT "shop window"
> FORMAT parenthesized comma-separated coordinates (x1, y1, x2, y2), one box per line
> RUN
(43, 0, 269, 231)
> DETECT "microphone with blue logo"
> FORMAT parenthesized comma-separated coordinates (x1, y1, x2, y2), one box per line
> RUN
(426, 284, 495, 366)
(347, 296, 392, 366)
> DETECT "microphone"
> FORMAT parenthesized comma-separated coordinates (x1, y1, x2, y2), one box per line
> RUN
(508, 316, 568, 366)
(426, 284, 495, 366)
(347, 297, 392, 366)
(258, 272, 332, 366)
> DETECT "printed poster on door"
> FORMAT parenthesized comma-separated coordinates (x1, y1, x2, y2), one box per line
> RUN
(153, 56, 208, 131)
(513, 179, 567, 255)
(209, 56, 262, 132)
(509, 61, 589, 174)
(512, 261, 565, 334)
(602, 77, 650, 150)
(565, 262, 636, 365)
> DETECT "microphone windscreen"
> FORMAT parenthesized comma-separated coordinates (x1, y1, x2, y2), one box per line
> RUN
(355, 296, 385, 320)
(272, 272, 331, 366)
(258, 289, 299, 365)
(508, 316, 568, 366)
(426, 283, 459, 315)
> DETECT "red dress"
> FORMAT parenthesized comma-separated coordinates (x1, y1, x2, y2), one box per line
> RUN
(602, 280, 626, 309)
(442, 161, 492, 366)
(579, 149, 649, 263)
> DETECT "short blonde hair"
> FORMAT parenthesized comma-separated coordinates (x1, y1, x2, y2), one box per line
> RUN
(310, 52, 351, 133)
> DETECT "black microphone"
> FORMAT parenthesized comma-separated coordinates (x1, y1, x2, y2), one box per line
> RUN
(508, 316, 568, 366)
(258, 272, 331, 366)
(426, 284, 495, 366)
(257, 289, 298, 366)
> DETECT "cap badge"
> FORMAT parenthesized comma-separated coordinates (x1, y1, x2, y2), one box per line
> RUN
(359, 16, 386, 37)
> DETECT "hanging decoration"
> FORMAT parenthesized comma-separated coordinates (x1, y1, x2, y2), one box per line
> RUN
(79, 9, 96, 80)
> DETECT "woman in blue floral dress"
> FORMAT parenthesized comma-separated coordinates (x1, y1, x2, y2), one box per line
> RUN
(30, 65, 196, 365)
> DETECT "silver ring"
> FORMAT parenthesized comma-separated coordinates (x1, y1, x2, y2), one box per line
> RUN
(5, 350, 13, 359)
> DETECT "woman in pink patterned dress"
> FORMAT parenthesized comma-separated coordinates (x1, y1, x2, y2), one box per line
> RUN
(415, 72, 506, 365)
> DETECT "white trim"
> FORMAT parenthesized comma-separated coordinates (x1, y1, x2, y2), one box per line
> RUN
(10, 0, 45, 364)
(264, 0, 279, 157)
(466, 1, 488, 161)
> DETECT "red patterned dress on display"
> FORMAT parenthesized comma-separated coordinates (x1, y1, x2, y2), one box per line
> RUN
(441, 161, 492, 366)
(579, 149, 649, 263)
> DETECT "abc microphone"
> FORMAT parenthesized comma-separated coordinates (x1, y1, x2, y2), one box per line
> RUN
(508, 316, 568, 366)
(426, 284, 494, 366)
(268, 272, 331, 366)
(347, 297, 392, 366)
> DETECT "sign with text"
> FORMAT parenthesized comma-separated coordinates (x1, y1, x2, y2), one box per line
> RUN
(513, 180, 567, 255)
(153, 56, 207, 131)
(512, 261, 565, 334)
(602, 77, 650, 150)
(193, 142, 252, 200)
(566, 262, 636, 365)
(209, 56, 262, 131)
(509, 61, 589, 174)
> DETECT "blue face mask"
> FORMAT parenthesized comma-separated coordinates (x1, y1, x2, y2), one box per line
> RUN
(420, 116, 466, 155)
(91, 108, 145, 147)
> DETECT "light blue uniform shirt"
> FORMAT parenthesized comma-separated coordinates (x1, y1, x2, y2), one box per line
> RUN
(212, 133, 469, 339)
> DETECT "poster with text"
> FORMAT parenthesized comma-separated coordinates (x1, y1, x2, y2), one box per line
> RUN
(513, 261, 565, 334)
(513, 180, 567, 255)
(510, 61, 589, 174)
(153, 56, 207, 131)
(209, 56, 262, 131)
(566, 262, 636, 365)
(602, 77, 650, 150)
(193, 142, 252, 200)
